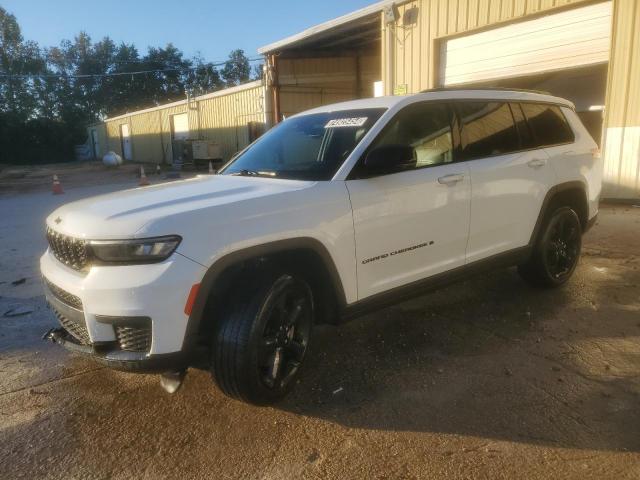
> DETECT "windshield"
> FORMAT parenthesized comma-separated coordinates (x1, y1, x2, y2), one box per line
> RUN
(219, 108, 386, 180)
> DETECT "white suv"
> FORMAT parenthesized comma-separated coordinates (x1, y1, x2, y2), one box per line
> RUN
(41, 89, 601, 404)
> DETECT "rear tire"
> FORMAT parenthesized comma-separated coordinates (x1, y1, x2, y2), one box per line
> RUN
(211, 269, 314, 404)
(518, 206, 582, 288)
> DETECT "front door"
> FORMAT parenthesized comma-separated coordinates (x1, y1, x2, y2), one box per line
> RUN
(346, 101, 471, 300)
(171, 113, 189, 164)
(120, 124, 132, 161)
(91, 128, 100, 159)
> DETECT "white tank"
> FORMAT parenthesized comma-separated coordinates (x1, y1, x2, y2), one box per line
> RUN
(103, 151, 123, 166)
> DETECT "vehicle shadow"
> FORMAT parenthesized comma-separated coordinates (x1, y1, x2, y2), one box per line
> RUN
(279, 261, 640, 452)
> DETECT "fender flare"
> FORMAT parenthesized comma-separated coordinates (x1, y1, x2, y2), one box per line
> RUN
(182, 237, 347, 350)
(528, 180, 588, 246)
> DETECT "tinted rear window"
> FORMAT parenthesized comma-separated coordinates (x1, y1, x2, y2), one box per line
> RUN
(510, 102, 535, 149)
(521, 103, 574, 147)
(456, 102, 519, 160)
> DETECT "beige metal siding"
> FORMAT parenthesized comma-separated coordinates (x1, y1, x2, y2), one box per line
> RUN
(278, 55, 380, 117)
(197, 84, 265, 158)
(130, 111, 163, 163)
(278, 57, 358, 117)
(386, 0, 593, 93)
(602, 0, 640, 197)
(101, 82, 265, 163)
(105, 120, 128, 156)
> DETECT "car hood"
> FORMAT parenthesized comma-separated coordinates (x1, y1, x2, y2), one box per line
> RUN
(46, 175, 315, 239)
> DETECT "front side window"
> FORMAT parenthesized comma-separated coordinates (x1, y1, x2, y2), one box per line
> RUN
(351, 102, 455, 179)
(456, 102, 520, 160)
(219, 108, 386, 181)
(521, 103, 574, 147)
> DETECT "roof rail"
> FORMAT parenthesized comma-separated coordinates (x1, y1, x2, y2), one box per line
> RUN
(420, 86, 552, 95)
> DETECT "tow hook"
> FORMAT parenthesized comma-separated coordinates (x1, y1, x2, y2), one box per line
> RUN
(160, 370, 187, 394)
(42, 328, 65, 342)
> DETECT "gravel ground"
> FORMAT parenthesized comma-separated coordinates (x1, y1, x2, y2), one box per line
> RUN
(0, 177, 639, 479)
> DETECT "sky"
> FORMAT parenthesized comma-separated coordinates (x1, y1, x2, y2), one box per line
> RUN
(2, 0, 375, 63)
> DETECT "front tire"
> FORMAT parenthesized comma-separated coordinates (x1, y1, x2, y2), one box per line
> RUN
(211, 270, 314, 404)
(518, 206, 582, 288)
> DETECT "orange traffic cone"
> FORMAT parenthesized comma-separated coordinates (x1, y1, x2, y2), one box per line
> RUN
(52, 175, 64, 194)
(208, 161, 214, 174)
(139, 166, 150, 186)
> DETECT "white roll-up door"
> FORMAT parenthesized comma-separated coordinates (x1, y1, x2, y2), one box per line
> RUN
(440, 1, 612, 86)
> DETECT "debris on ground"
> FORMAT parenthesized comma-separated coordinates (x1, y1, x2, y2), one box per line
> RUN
(332, 387, 343, 395)
(3, 305, 34, 317)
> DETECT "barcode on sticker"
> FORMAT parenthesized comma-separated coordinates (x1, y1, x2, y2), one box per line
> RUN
(325, 117, 368, 128)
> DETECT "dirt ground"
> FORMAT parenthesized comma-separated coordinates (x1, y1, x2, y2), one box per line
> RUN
(0, 172, 639, 479)
(0, 161, 198, 195)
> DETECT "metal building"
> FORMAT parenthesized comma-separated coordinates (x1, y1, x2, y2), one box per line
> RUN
(89, 80, 267, 166)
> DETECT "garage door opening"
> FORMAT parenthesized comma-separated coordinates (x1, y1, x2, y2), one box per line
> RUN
(438, 0, 612, 147)
(455, 63, 609, 147)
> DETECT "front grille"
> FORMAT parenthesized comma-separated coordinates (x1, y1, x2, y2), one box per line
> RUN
(46, 227, 88, 271)
(115, 325, 152, 352)
(44, 278, 83, 310)
(53, 308, 91, 344)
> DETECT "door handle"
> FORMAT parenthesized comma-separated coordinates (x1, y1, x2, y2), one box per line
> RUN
(437, 173, 465, 185)
(527, 158, 547, 168)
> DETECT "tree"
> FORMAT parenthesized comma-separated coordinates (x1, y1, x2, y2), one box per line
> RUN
(0, 6, 258, 164)
(0, 7, 47, 118)
(252, 63, 264, 81)
(221, 49, 250, 86)
(142, 43, 192, 105)
(185, 54, 224, 97)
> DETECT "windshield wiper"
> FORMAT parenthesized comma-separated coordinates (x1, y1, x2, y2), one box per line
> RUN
(230, 169, 277, 177)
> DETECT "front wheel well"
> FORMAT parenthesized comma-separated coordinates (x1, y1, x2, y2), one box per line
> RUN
(195, 246, 343, 347)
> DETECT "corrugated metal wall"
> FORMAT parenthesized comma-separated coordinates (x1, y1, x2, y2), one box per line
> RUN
(198, 84, 265, 158)
(385, 0, 591, 93)
(278, 54, 380, 117)
(602, 0, 640, 198)
(101, 81, 265, 164)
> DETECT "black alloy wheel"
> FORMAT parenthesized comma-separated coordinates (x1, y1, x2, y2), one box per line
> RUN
(518, 206, 582, 288)
(543, 210, 581, 280)
(257, 277, 313, 391)
(212, 271, 314, 404)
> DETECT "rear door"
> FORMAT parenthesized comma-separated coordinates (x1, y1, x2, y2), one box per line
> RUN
(346, 101, 471, 299)
(460, 101, 557, 263)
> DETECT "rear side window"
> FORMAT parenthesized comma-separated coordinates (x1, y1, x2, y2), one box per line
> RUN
(520, 103, 574, 147)
(456, 102, 519, 160)
(510, 102, 535, 149)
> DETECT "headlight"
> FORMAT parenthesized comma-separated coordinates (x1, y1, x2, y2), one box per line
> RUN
(88, 236, 181, 264)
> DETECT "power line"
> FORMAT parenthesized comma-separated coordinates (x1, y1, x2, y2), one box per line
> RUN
(0, 57, 264, 80)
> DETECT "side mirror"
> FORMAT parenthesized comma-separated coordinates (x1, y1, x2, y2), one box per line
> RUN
(364, 144, 415, 174)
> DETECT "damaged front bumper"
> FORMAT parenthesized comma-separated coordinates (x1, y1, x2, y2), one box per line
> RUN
(42, 279, 196, 373)
(42, 327, 193, 373)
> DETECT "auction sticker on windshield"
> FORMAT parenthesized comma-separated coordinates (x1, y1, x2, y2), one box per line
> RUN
(325, 117, 368, 128)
